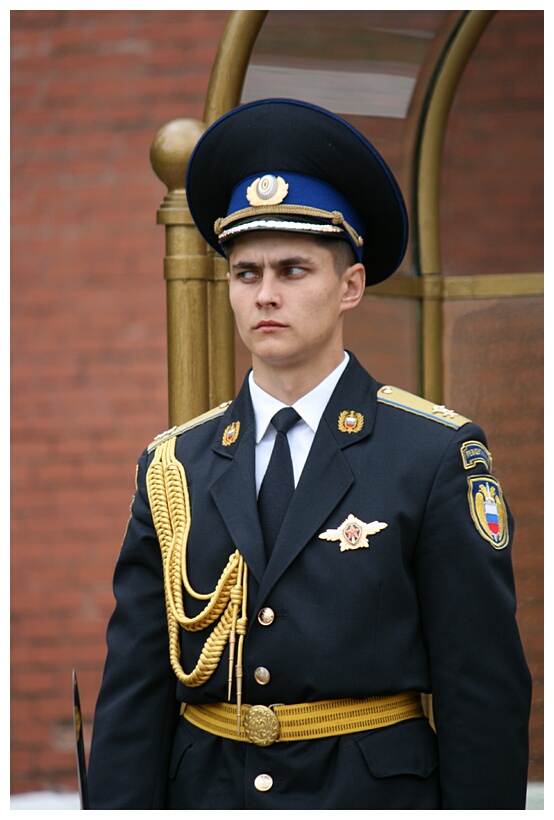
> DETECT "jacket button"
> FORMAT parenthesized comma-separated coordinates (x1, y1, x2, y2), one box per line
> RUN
(254, 773, 273, 792)
(254, 666, 271, 685)
(258, 607, 275, 626)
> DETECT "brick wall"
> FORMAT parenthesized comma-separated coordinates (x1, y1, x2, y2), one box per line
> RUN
(11, 9, 231, 793)
(11, 10, 543, 795)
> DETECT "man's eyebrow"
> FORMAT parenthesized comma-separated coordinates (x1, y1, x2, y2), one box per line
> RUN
(230, 259, 259, 270)
(231, 255, 314, 269)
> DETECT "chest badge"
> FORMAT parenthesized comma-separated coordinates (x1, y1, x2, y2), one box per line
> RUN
(319, 514, 388, 552)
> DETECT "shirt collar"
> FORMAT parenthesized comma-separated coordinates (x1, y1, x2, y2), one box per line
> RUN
(249, 352, 350, 443)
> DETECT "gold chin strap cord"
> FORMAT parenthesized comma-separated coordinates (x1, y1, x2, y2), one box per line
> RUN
(214, 204, 364, 249)
(146, 435, 248, 721)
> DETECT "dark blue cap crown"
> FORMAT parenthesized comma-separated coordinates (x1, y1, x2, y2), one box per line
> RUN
(186, 98, 408, 286)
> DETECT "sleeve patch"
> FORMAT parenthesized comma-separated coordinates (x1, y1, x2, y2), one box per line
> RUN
(467, 476, 509, 549)
(461, 440, 493, 473)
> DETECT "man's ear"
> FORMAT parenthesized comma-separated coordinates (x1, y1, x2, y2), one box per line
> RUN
(341, 263, 366, 313)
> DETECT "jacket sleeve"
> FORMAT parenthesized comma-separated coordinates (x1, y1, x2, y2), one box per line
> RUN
(414, 422, 531, 809)
(87, 448, 180, 808)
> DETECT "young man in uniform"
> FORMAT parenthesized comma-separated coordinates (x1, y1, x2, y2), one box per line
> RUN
(87, 99, 531, 809)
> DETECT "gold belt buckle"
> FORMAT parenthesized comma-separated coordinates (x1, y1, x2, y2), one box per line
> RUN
(244, 704, 280, 746)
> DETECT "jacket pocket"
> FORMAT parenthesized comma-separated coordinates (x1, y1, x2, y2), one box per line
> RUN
(356, 717, 438, 779)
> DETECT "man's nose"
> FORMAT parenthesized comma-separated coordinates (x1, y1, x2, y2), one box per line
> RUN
(256, 272, 280, 306)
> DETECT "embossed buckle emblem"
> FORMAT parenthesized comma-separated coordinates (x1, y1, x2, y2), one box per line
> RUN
(244, 705, 280, 746)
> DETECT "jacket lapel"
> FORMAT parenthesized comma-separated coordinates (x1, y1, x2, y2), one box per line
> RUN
(208, 376, 268, 584)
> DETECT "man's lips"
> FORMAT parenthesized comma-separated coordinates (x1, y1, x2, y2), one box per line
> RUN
(254, 320, 287, 331)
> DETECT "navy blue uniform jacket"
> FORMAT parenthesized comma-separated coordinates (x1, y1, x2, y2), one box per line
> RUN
(87, 354, 531, 809)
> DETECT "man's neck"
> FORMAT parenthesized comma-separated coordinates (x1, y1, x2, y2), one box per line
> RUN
(251, 349, 347, 405)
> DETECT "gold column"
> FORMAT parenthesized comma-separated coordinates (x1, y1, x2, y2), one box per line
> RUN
(208, 253, 235, 410)
(150, 117, 213, 427)
(150, 12, 267, 425)
(202, 10, 268, 407)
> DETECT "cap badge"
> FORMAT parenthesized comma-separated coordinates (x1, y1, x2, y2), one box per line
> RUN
(222, 422, 241, 446)
(246, 175, 289, 207)
(319, 514, 388, 552)
(338, 410, 364, 434)
(467, 476, 509, 549)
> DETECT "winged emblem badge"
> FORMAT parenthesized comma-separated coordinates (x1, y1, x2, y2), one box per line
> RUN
(319, 514, 388, 552)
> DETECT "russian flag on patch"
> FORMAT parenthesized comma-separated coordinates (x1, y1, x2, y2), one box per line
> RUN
(484, 499, 500, 536)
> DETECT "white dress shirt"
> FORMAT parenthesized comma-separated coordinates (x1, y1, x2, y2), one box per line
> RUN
(249, 352, 350, 495)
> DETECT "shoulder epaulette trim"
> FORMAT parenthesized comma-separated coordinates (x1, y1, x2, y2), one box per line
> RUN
(377, 386, 471, 430)
(147, 401, 232, 453)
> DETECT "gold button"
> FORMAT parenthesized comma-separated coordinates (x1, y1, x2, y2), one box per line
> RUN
(254, 773, 273, 792)
(258, 607, 275, 626)
(254, 666, 271, 685)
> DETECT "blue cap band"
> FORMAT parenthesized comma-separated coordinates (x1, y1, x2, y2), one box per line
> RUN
(220, 171, 365, 261)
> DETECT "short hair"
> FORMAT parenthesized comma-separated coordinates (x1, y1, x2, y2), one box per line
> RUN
(310, 235, 358, 274)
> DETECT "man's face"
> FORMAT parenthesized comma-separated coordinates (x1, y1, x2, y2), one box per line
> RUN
(226, 231, 363, 374)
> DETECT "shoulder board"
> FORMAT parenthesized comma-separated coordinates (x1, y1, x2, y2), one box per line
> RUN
(147, 401, 232, 453)
(377, 385, 471, 430)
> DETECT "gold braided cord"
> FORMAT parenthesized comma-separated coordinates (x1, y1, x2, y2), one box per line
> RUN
(214, 204, 364, 247)
(146, 435, 248, 690)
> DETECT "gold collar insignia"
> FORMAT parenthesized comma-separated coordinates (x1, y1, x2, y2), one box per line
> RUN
(222, 422, 241, 446)
(337, 410, 364, 434)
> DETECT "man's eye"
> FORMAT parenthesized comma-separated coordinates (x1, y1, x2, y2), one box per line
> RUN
(238, 270, 258, 281)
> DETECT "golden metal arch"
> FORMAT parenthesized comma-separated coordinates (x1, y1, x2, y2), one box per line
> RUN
(369, 9, 542, 401)
(153, 10, 541, 422)
(204, 11, 268, 125)
(415, 10, 495, 402)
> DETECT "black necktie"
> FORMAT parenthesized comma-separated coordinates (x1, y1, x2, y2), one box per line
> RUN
(258, 407, 301, 557)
